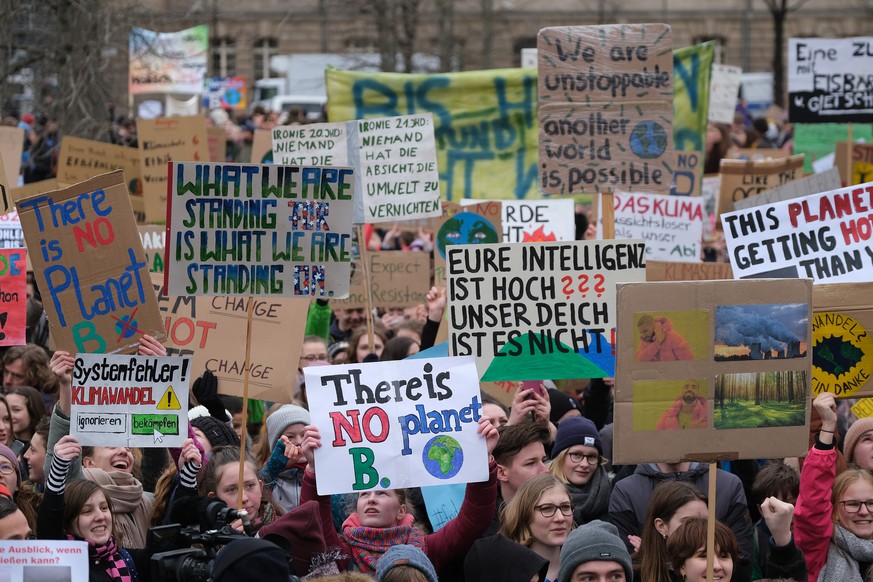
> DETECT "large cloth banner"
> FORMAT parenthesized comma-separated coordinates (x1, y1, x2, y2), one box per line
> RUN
(326, 67, 538, 201)
(304, 356, 488, 495)
(129, 25, 209, 95)
(165, 162, 355, 297)
(788, 37, 873, 123)
(673, 42, 715, 183)
(722, 181, 873, 283)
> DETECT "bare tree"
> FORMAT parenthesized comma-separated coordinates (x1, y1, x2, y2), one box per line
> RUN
(761, 0, 812, 108)
(358, 0, 426, 73)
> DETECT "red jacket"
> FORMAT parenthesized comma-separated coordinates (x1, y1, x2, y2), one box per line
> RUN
(794, 445, 835, 582)
(301, 459, 498, 573)
(636, 316, 694, 362)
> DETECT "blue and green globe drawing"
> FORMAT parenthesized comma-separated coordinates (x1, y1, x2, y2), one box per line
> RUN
(422, 435, 464, 479)
(629, 121, 668, 159)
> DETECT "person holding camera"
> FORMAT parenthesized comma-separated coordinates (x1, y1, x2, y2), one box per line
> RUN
(37, 433, 201, 581)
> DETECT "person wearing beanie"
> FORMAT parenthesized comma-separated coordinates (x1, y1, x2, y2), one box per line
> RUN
(257, 404, 312, 512)
(0, 443, 21, 494)
(548, 388, 582, 425)
(191, 415, 240, 454)
(844, 415, 873, 470)
(548, 416, 611, 526)
(558, 520, 632, 582)
(211, 538, 291, 582)
(376, 544, 439, 582)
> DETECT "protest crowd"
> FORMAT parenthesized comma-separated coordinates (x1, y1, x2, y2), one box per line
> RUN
(0, 14, 873, 582)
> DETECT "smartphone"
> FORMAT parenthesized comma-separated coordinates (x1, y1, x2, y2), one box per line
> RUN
(522, 380, 544, 397)
(10, 440, 28, 458)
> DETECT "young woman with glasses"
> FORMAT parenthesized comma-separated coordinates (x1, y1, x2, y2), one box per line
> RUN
(499, 473, 575, 582)
(548, 416, 611, 526)
(796, 392, 873, 581)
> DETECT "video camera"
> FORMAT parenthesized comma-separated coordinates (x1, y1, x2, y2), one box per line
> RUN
(149, 496, 254, 582)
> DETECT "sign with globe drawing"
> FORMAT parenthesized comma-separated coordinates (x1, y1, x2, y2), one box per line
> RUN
(304, 356, 489, 495)
(538, 23, 674, 195)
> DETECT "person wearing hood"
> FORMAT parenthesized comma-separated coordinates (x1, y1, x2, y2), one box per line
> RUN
(609, 459, 754, 580)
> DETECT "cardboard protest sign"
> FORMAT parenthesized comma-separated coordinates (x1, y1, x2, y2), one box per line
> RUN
(613, 278, 812, 464)
(0, 249, 26, 345)
(57, 136, 142, 198)
(788, 37, 873, 123)
(332, 251, 431, 310)
(794, 123, 873, 175)
(202, 76, 247, 111)
(71, 353, 190, 446)
(272, 122, 349, 167)
(853, 144, 873, 185)
(275, 114, 443, 223)
(708, 64, 742, 124)
(614, 191, 704, 262)
(251, 129, 273, 164)
(729, 148, 789, 161)
(538, 24, 674, 195)
(138, 116, 209, 223)
(139, 225, 165, 274)
(10, 179, 59, 205)
(421, 483, 466, 531)
(207, 128, 227, 163)
(671, 150, 702, 197)
(0, 540, 88, 580)
(733, 167, 842, 212)
(0, 210, 25, 251)
(717, 154, 805, 219)
(165, 161, 355, 297)
(852, 398, 873, 418)
(16, 170, 165, 353)
(433, 201, 503, 289)
(447, 240, 647, 380)
(129, 25, 208, 95)
(811, 282, 873, 398)
(0, 126, 24, 196)
(152, 274, 309, 403)
(304, 356, 488, 495)
(646, 260, 733, 282)
(722, 181, 873, 283)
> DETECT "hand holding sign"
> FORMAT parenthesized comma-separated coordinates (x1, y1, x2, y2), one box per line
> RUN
(301, 425, 322, 472)
(54, 435, 82, 461)
(138, 333, 167, 356)
(478, 416, 499, 456)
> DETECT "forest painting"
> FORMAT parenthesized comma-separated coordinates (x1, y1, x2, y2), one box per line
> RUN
(713, 371, 807, 429)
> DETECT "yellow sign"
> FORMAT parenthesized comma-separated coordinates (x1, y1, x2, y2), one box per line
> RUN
(157, 386, 182, 410)
(812, 312, 873, 397)
(851, 398, 873, 419)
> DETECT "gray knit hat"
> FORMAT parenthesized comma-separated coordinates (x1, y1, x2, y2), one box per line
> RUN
(558, 520, 632, 582)
(266, 404, 311, 448)
(376, 545, 438, 582)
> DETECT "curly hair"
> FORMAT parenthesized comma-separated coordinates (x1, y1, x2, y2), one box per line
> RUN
(3, 345, 59, 394)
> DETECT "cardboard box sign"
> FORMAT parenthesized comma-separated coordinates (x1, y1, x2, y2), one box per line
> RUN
(812, 282, 873, 399)
(538, 24, 674, 195)
(646, 260, 733, 282)
(16, 170, 165, 354)
(332, 251, 431, 310)
(716, 154, 805, 221)
(613, 278, 812, 464)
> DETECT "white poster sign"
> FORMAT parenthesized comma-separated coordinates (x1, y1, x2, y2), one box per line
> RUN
(614, 191, 704, 262)
(0, 540, 89, 581)
(709, 64, 742, 124)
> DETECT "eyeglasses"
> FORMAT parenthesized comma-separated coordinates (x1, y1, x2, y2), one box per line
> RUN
(840, 500, 873, 513)
(0, 462, 15, 476)
(300, 354, 329, 362)
(535, 503, 573, 518)
(567, 451, 600, 465)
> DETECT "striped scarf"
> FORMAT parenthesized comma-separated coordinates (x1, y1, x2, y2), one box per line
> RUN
(67, 534, 134, 582)
(342, 513, 427, 574)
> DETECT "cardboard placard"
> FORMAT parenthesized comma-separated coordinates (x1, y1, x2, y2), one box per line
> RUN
(207, 128, 227, 163)
(613, 278, 812, 464)
(538, 24, 674, 195)
(0, 248, 26, 345)
(733, 167, 842, 212)
(446, 240, 647, 380)
(0, 540, 88, 580)
(716, 154, 805, 220)
(708, 64, 742, 124)
(852, 143, 873, 185)
(672, 150, 702, 197)
(646, 260, 733, 282)
(16, 170, 165, 353)
(0, 126, 24, 197)
(614, 190, 704, 262)
(332, 251, 431, 310)
(722, 180, 873, 283)
(788, 37, 873, 123)
(165, 161, 355, 297)
(152, 274, 308, 403)
(71, 353, 190, 447)
(812, 282, 873, 398)
(304, 356, 488, 495)
(137, 116, 209, 223)
(10, 179, 59, 205)
(57, 136, 142, 198)
(251, 129, 273, 164)
(274, 114, 442, 223)
(728, 148, 790, 161)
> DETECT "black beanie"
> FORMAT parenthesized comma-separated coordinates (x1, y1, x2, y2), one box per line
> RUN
(211, 538, 291, 581)
(191, 416, 240, 449)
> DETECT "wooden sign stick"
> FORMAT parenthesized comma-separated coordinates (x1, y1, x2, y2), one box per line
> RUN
(236, 296, 255, 509)
(357, 225, 377, 359)
(706, 461, 718, 582)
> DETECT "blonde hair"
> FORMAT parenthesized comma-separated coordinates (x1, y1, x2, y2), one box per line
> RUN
(833, 469, 873, 538)
(499, 473, 569, 546)
(548, 448, 606, 484)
